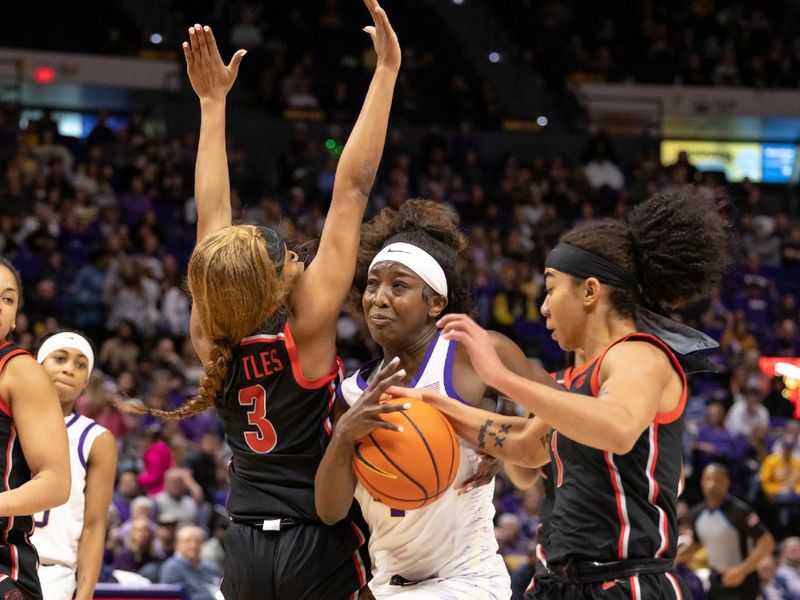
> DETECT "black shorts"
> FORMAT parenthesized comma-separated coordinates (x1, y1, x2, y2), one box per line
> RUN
(0, 539, 42, 600)
(221, 516, 371, 600)
(525, 570, 692, 599)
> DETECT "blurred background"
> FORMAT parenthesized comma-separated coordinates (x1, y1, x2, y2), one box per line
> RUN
(2, 1, 800, 598)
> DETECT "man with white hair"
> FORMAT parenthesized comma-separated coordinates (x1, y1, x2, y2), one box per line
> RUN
(159, 525, 221, 600)
(776, 536, 800, 598)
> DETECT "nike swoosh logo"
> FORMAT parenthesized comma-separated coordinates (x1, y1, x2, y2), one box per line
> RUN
(385, 248, 410, 253)
(354, 442, 397, 479)
(601, 580, 620, 590)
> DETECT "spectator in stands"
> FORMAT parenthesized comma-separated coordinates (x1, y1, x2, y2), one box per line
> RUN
(581, 132, 624, 192)
(725, 383, 770, 439)
(776, 537, 800, 598)
(103, 257, 160, 337)
(137, 426, 173, 496)
(154, 468, 202, 528)
(153, 514, 178, 560)
(677, 463, 774, 600)
(112, 471, 139, 524)
(494, 513, 529, 558)
(181, 431, 222, 505)
(119, 496, 156, 541)
(694, 401, 746, 473)
(159, 525, 221, 600)
(113, 517, 161, 576)
(761, 435, 800, 533)
(759, 554, 787, 600)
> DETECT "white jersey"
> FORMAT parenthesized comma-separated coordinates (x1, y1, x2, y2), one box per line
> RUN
(338, 331, 510, 598)
(32, 414, 107, 570)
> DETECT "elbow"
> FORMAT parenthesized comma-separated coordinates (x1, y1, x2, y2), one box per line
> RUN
(52, 477, 71, 507)
(607, 425, 640, 455)
(314, 486, 348, 526)
(316, 502, 347, 526)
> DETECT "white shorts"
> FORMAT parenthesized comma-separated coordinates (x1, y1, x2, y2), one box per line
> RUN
(371, 572, 511, 599)
(38, 563, 76, 600)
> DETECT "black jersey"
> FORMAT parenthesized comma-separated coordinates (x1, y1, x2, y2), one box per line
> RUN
(544, 333, 687, 565)
(0, 342, 41, 599)
(218, 313, 342, 522)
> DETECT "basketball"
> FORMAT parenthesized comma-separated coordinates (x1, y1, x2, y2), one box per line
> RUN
(352, 398, 460, 511)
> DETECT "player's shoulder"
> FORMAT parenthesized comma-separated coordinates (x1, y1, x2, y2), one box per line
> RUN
(71, 413, 109, 435)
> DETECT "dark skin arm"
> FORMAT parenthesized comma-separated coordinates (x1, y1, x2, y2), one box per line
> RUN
(315, 359, 407, 525)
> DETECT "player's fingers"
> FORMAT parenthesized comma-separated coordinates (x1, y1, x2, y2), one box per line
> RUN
(182, 41, 193, 66)
(375, 6, 393, 34)
(188, 26, 200, 56)
(228, 49, 247, 78)
(385, 385, 420, 400)
(198, 25, 212, 60)
(374, 356, 400, 380)
(439, 328, 465, 343)
(376, 401, 411, 414)
(363, 25, 377, 42)
(363, 369, 405, 405)
(374, 419, 403, 433)
(435, 313, 461, 328)
(205, 25, 218, 54)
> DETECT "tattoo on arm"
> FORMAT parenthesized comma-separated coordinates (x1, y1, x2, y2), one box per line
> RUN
(477, 419, 512, 450)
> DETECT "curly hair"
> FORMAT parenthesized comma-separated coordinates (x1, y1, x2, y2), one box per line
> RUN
(126, 225, 286, 419)
(350, 200, 475, 317)
(560, 187, 728, 319)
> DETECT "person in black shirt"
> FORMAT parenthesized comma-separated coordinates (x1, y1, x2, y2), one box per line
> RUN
(677, 464, 774, 600)
(130, 4, 401, 598)
(391, 189, 729, 598)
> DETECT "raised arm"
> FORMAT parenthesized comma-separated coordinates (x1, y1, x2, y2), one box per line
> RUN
(184, 24, 245, 241)
(0, 356, 69, 514)
(184, 24, 245, 362)
(291, 0, 400, 342)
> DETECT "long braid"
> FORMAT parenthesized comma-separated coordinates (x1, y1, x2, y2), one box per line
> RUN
(122, 224, 284, 420)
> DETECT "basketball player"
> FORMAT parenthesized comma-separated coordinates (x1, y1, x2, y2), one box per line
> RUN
(315, 200, 560, 599)
(32, 331, 117, 600)
(392, 189, 727, 598)
(132, 4, 400, 598)
(0, 258, 70, 599)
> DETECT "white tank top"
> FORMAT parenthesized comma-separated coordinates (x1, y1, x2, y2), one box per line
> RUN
(338, 331, 508, 590)
(32, 414, 107, 569)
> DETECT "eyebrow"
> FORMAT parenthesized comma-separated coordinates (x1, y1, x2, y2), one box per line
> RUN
(369, 264, 418, 278)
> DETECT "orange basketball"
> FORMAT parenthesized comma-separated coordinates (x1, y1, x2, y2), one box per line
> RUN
(352, 398, 460, 510)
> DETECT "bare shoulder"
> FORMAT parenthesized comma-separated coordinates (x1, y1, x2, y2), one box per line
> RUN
(601, 339, 673, 382)
(0, 353, 49, 400)
(88, 430, 118, 468)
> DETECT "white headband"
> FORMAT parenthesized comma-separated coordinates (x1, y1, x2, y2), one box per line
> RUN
(37, 332, 95, 377)
(369, 242, 448, 297)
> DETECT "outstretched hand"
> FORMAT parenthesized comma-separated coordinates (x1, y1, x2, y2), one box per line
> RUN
(335, 358, 409, 445)
(183, 24, 246, 102)
(362, 0, 401, 73)
(437, 314, 505, 389)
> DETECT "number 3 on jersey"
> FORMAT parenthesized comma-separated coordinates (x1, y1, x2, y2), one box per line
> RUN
(238, 384, 277, 453)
